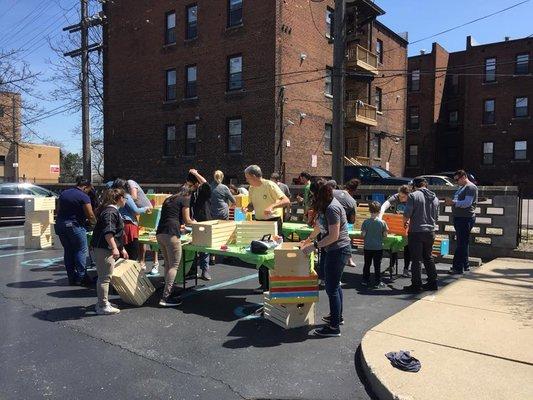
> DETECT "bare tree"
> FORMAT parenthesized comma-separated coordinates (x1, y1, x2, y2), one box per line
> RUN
(0, 48, 44, 144)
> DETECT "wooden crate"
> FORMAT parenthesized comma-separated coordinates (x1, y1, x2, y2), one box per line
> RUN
(267, 275, 319, 304)
(25, 234, 52, 249)
(111, 259, 155, 306)
(191, 220, 236, 247)
(26, 210, 54, 224)
(272, 243, 313, 276)
(355, 205, 371, 230)
(146, 193, 170, 208)
(234, 194, 249, 208)
(25, 197, 56, 212)
(24, 222, 51, 237)
(263, 296, 316, 329)
(234, 221, 278, 246)
(139, 208, 161, 231)
(382, 214, 407, 236)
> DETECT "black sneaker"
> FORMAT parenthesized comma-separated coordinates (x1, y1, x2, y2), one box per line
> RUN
(403, 284, 422, 293)
(159, 296, 182, 307)
(422, 282, 438, 291)
(200, 270, 212, 281)
(322, 315, 345, 325)
(313, 325, 341, 337)
(447, 269, 463, 275)
(361, 279, 370, 287)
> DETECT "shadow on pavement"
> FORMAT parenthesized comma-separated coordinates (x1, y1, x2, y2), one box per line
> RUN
(223, 318, 315, 349)
(354, 345, 379, 400)
(7, 277, 68, 289)
(33, 305, 98, 322)
(47, 288, 95, 299)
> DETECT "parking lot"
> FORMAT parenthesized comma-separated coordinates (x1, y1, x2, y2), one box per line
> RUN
(0, 225, 460, 400)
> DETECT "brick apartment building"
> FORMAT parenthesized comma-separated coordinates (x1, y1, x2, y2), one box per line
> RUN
(405, 36, 533, 194)
(0, 91, 60, 184)
(0, 91, 21, 182)
(103, 0, 407, 184)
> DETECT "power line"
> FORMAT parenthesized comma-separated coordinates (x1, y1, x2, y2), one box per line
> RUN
(383, 0, 530, 54)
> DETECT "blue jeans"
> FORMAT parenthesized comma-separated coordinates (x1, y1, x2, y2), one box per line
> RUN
(323, 245, 351, 329)
(198, 252, 209, 272)
(55, 221, 88, 283)
(452, 217, 475, 271)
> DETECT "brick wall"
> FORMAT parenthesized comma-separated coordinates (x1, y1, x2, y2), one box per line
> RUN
(104, 0, 277, 184)
(370, 21, 408, 176)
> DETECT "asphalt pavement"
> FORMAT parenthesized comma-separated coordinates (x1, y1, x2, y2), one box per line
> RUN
(0, 225, 458, 400)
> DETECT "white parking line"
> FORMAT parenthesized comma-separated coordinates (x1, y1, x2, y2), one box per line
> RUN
(0, 226, 23, 231)
(0, 236, 24, 241)
(0, 250, 43, 258)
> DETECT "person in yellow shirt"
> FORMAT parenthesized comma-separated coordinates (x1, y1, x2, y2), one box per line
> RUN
(244, 165, 290, 292)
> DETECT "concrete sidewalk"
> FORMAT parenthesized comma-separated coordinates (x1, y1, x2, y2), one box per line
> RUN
(360, 258, 533, 400)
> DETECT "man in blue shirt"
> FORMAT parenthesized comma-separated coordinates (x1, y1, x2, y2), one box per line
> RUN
(445, 170, 478, 274)
(56, 177, 96, 285)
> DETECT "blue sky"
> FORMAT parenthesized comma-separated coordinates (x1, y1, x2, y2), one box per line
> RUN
(0, 0, 531, 154)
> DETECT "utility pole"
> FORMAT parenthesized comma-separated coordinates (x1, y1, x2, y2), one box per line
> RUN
(12, 96, 18, 182)
(332, 0, 346, 184)
(63, 0, 104, 183)
(276, 86, 285, 180)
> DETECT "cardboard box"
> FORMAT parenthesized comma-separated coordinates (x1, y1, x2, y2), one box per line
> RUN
(234, 194, 249, 208)
(382, 213, 408, 236)
(272, 243, 313, 276)
(263, 296, 316, 329)
(191, 220, 236, 247)
(234, 221, 278, 246)
(111, 259, 155, 306)
(25, 197, 56, 212)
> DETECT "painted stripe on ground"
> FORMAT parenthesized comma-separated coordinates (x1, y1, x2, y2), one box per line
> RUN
(0, 249, 43, 258)
(180, 273, 257, 299)
(0, 236, 24, 241)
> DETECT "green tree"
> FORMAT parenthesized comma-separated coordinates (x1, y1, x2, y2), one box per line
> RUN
(60, 152, 82, 183)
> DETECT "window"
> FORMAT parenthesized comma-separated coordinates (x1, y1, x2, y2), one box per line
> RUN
(483, 99, 495, 124)
(164, 125, 176, 156)
(165, 11, 176, 45)
(324, 123, 332, 152)
(408, 145, 418, 166)
(449, 110, 458, 127)
(228, 0, 243, 27)
(515, 97, 528, 117)
(450, 74, 459, 94)
(185, 123, 197, 155)
(482, 142, 494, 165)
(376, 39, 383, 64)
(0, 155, 5, 165)
(325, 67, 332, 95)
(408, 106, 419, 129)
(165, 69, 177, 101)
(484, 58, 496, 82)
(227, 55, 243, 91)
(515, 53, 529, 75)
(325, 8, 334, 38)
(374, 87, 382, 112)
(185, 65, 197, 98)
(186, 4, 198, 39)
(514, 141, 527, 160)
(228, 118, 242, 153)
(410, 69, 420, 91)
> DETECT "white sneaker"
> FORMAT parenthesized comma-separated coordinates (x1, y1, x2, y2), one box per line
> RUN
(96, 303, 120, 315)
(149, 265, 159, 275)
